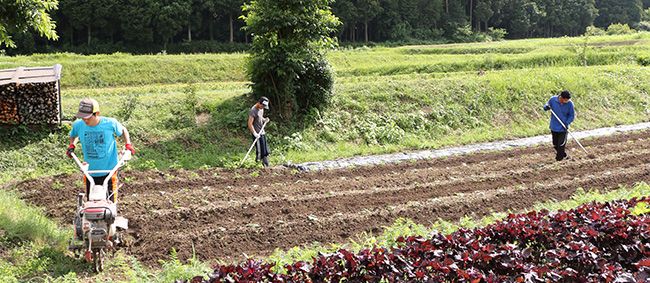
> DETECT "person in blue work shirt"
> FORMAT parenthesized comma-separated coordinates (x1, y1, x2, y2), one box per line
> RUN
(543, 90, 575, 161)
(67, 98, 135, 202)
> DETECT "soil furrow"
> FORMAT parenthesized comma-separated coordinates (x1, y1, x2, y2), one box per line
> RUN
(4, 130, 650, 266)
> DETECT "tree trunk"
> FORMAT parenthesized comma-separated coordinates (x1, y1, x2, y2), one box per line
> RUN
(188, 24, 192, 42)
(229, 13, 234, 43)
(446, 0, 449, 13)
(364, 21, 369, 42)
(209, 21, 214, 41)
(87, 24, 91, 46)
(349, 26, 353, 42)
(469, 0, 473, 31)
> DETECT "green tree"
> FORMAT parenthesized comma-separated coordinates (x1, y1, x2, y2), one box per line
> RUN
(594, 0, 643, 27)
(0, 0, 58, 47)
(210, 0, 246, 42)
(242, 0, 340, 120)
(441, 0, 467, 38)
(186, 0, 207, 42)
(357, 0, 382, 42)
(375, 0, 402, 41)
(564, 0, 598, 36)
(118, 0, 156, 45)
(59, 0, 114, 46)
(331, 0, 357, 41)
(537, 0, 561, 37)
(474, 1, 493, 32)
(419, 0, 444, 30)
(154, 0, 191, 49)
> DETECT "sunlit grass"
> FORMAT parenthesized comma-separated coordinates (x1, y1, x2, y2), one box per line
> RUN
(1, 33, 650, 279)
(2, 35, 650, 182)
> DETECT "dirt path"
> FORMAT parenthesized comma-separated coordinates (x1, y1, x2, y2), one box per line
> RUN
(7, 130, 650, 268)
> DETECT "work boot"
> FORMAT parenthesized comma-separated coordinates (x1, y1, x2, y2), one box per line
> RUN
(262, 156, 269, 167)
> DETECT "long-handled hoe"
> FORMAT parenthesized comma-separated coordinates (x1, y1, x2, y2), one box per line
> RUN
(549, 109, 595, 159)
(238, 120, 269, 168)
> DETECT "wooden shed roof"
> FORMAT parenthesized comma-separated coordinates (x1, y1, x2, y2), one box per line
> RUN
(0, 64, 62, 85)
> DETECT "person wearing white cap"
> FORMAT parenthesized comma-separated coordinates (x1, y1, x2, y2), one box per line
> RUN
(67, 98, 135, 202)
(247, 96, 271, 167)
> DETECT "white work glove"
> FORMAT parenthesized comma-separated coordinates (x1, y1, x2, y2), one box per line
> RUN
(253, 132, 260, 138)
(263, 117, 270, 123)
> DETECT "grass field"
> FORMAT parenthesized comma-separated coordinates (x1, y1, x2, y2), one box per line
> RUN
(1, 33, 649, 184)
(1, 33, 650, 282)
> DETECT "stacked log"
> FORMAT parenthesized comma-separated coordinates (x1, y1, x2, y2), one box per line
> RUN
(0, 83, 19, 124)
(0, 81, 60, 125)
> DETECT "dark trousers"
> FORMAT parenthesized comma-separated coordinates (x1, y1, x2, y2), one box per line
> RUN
(84, 172, 118, 202)
(251, 134, 270, 161)
(551, 131, 568, 161)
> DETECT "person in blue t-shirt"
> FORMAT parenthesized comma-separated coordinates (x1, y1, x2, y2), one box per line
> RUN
(542, 90, 575, 161)
(67, 98, 135, 202)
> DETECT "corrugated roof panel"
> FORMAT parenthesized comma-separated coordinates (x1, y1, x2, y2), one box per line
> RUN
(0, 64, 62, 85)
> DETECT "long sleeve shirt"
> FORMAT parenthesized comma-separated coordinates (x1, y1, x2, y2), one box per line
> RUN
(545, 95, 575, 132)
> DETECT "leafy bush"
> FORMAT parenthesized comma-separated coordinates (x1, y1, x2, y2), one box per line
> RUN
(165, 41, 250, 54)
(485, 27, 508, 41)
(635, 21, 650, 32)
(282, 132, 307, 151)
(607, 23, 636, 35)
(242, 0, 340, 121)
(585, 25, 606, 36)
(638, 55, 650, 66)
(452, 26, 507, 43)
(352, 116, 405, 145)
(116, 91, 141, 122)
(6, 39, 251, 56)
(166, 84, 199, 129)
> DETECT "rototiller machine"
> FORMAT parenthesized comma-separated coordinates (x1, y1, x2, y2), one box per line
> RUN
(67, 150, 131, 272)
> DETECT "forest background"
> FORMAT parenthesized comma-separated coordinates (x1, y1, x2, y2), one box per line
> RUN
(6, 0, 650, 55)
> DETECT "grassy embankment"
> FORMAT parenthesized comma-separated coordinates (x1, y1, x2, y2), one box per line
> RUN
(1, 33, 650, 281)
(1, 33, 649, 183)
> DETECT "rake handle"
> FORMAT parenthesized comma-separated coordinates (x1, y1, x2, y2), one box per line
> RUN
(549, 108, 590, 155)
(238, 120, 268, 168)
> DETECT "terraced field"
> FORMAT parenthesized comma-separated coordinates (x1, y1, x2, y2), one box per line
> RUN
(6, 129, 648, 268)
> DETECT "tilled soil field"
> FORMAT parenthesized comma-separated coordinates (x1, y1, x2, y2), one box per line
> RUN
(6, 130, 650, 268)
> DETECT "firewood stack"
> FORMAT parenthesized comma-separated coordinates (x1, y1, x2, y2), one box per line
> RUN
(16, 81, 61, 125)
(0, 83, 19, 124)
(0, 65, 62, 126)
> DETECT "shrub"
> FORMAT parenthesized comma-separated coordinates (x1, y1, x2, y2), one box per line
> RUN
(606, 23, 636, 35)
(116, 91, 141, 122)
(643, 8, 650, 22)
(635, 21, 650, 32)
(242, 0, 341, 121)
(637, 55, 650, 66)
(585, 25, 606, 36)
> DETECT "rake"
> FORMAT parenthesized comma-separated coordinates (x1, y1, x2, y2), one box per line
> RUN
(238, 120, 269, 168)
(549, 108, 595, 159)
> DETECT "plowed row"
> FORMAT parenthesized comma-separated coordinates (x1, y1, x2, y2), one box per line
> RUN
(8, 130, 650, 267)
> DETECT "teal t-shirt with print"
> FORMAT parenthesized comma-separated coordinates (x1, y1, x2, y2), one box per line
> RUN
(69, 117, 124, 176)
